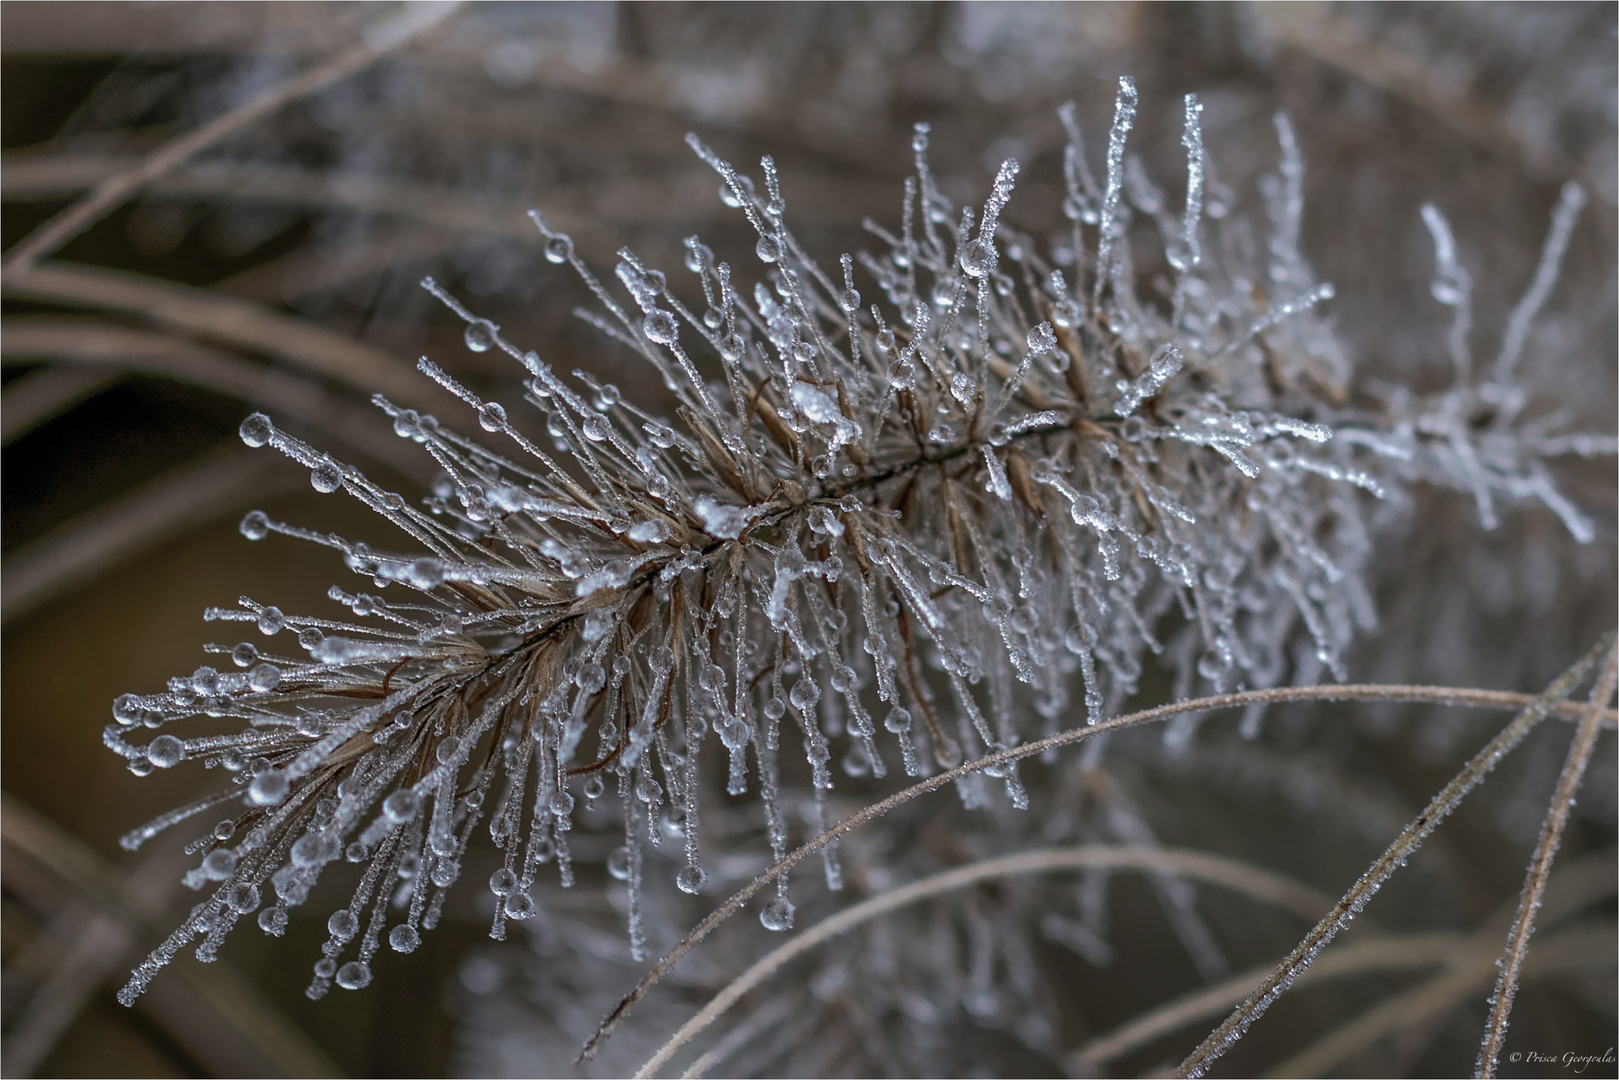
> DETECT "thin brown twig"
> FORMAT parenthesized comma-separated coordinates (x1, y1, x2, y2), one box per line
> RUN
(1070, 933, 1466, 1075)
(1071, 846, 1618, 1075)
(1265, 923, 1616, 1080)
(0, 363, 121, 444)
(1, 316, 435, 480)
(1475, 644, 1619, 1078)
(576, 661, 1618, 1063)
(0, 1, 460, 275)
(635, 845, 1336, 1079)
(1, 262, 440, 411)
(1175, 631, 1616, 1079)
(0, 441, 303, 624)
(0, 792, 344, 1078)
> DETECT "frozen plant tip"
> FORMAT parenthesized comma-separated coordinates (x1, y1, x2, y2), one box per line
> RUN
(108, 82, 1612, 1006)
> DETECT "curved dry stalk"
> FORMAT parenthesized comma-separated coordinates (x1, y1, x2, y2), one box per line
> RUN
(1071, 845, 1618, 1074)
(0, 2, 459, 275)
(1, 317, 434, 481)
(1175, 631, 1616, 1079)
(1251, 5, 1604, 202)
(1068, 932, 1465, 1074)
(635, 846, 1335, 1079)
(577, 667, 1618, 1063)
(1, 262, 438, 410)
(0, 793, 344, 1078)
(0, 363, 121, 444)
(0, 154, 887, 240)
(1267, 922, 1616, 1079)
(0, 441, 302, 624)
(1475, 644, 1619, 1078)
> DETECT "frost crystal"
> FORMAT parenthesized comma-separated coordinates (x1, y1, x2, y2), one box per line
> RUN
(107, 89, 1611, 1008)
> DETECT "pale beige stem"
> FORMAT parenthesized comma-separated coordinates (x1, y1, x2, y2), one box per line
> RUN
(578, 656, 1618, 1064)
(635, 846, 1334, 1079)
(1175, 632, 1614, 1078)
(1475, 645, 1618, 1077)
(0, 2, 460, 274)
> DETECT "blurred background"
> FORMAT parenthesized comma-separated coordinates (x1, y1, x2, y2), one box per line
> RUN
(2, 3, 1614, 1077)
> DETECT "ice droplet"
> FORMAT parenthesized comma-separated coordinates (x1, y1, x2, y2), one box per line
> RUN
(760, 897, 796, 931)
(676, 865, 707, 894)
(240, 511, 270, 540)
(147, 735, 184, 769)
(311, 461, 343, 494)
(257, 607, 284, 635)
(478, 402, 507, 431)
(328, 909, 359, 940)
(643, 310, 679, 345)
(544, 236, 573, 264)
(463, 319, 497, 353)
(239, 413, 273, 448)
(755, 235, 782, 263)
(389, 924, 421, 953)
(628, 518, 670, 544)
(959, 238, 995, 278)
(336, 961, 371, 990)
(384, 789, 421, 823)
(225, 882, 260, 913)
(248, 663, 281, 692)
(249, 769, 289, 806)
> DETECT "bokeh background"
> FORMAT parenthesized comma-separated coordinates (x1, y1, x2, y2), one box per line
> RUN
(2, 3, 1614, 1077)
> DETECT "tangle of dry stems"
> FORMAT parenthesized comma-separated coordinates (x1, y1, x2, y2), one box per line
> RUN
(579, 653, 1619, 1068)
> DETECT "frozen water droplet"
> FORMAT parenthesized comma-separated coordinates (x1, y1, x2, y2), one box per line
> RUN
(760, 897, 795, 931)
(478, 402, 507, 431)
(544, 235, 573, 264)
(1027, 322, 1056, 354)
(146, 734, 184, 768)
(249, 664, 283, 696)
(225, 882, 260, 913)
(203, 848, 237, 878)
(676, 865, 707, 894)
(311, 461, 342, 494)
(627, 518, 670, 544)
(258, 907, 288, 935)
(504, 892, 536, 919)
(407, 558, 445, 590)
(837, 288, 860, 314)
(606, 846, 631, 880)
(336, 961, 371, 990)
(489, 868, 517, 896)
(464, 319, 497, 353)
(240, 511, 270, 540)
(249, 769, 289, 806)
(384, 789, 421, 823)
(755, 235, 782, 263)
(643, 310, 678, 345)
(314, 958, 337, 979)
(239, 413, 274, 448)
(388, 924, 420, 953)
(328, 909, 359, 940)
(959, 238, 995, 278)
(113, 694, 142, 726)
